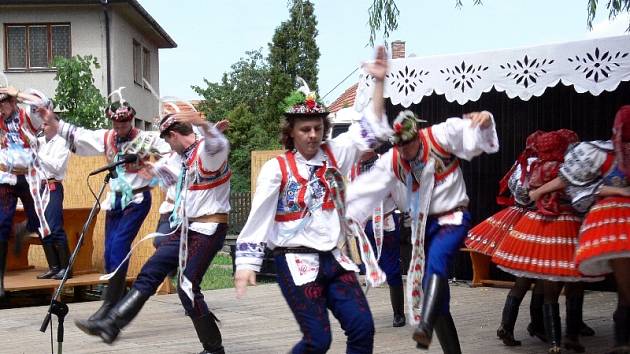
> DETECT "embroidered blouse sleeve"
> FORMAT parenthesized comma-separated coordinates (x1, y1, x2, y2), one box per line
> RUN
(346, 151, 400, 224)
(235, 158, 282, 272)
(431, 113, 499, 161)
(146, 132, 172, 159)
(559, 142, 608, 212)
(56, 120, 107, 156)
(329, 105, 393, 173)
(508, 159, 534, 207)
(198, 125, 229, 172)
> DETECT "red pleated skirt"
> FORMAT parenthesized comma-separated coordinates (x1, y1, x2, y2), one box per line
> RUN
(576, 196, 630, 276)
(465, 206, 527, 256)
(492, 211, 597, 282)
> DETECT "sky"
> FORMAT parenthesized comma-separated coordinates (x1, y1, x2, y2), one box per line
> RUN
(137, 0, 629, 104)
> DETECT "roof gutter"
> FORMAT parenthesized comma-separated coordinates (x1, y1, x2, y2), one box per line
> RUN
(100, 0, 111, 96)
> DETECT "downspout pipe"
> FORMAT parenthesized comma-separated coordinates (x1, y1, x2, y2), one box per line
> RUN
(100, 0, 112, 96)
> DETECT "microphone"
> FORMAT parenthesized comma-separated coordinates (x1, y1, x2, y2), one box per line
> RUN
(89, 154, 138, 176)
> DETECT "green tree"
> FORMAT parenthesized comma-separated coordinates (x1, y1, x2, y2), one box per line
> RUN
(266, 0, 321, 138)
(52, 55, 108, 129)
(192, 49, 277, 191)
(587, 0, 630, 30)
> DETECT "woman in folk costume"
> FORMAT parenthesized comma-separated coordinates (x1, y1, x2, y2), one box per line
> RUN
(350, 148, 406, 328)
(0, 85, 54, 298)
(346, 106, 499, 352)
(234, 47, 392, 354)
(533, 106, 630, 354)
(465, 141, 537, 347)
(43, 90, 171, 332)
(492, 129, 601, 354)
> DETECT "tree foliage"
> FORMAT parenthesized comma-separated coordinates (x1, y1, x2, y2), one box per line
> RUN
(52, 55, 108, 129)
(587, 0, 630, 30)
(266, 0, 321, 138)
(368, 0, 630, 45)
(192, 49, 277, 192)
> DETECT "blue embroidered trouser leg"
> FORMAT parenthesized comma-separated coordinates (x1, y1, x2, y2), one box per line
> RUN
(132, 225, 227, 318)
(152, 213, 176, 249)
(422, 211, 471, 315)
(104, 191, 151, 273)
(365, 213, 402, 287)
(41, 182, 67, 246)
(0, 176, 39, 242)
(275, 252, 375, 354)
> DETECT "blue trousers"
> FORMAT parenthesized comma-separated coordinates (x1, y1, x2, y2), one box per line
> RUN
(104, 191, 151, 273)
(422, 211, 471, 315)
(132, 225, 227, 318)
(275, 251, 375, 354)
(41, 182, 68, 246)
(152, 213, 176, 249)
(0, 176, 39, 242)
(364, 212, 402, 287)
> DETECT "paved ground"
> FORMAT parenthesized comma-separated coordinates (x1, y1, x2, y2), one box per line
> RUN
(0, 282, 618, 353)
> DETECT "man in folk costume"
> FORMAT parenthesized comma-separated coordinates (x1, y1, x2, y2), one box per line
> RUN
(350, 148, 406, 327)
(532, 106, 630, 354)
(234, 47, 392, 354)
(347, 107, 499, 352)
(35, 111, 72, 280)
(0, 86, 54, 298)
(76, 112, 230, 354)
(43, 95, 170, 331)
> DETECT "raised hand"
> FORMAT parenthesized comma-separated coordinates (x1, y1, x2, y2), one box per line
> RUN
(363, 45, 388, 82)
(214, 119, 229, 133)
(173, 111, 208, 127)
(464, 111, 493, 129)
(0, 86, 18, 97)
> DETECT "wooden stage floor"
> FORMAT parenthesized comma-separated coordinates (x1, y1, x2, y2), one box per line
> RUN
(0, 282, 619, 353)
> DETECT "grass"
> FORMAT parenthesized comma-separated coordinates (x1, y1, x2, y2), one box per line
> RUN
(199, 252, 276, 290)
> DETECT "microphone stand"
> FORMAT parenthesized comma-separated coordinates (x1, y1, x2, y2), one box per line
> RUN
(40, 169, 116, 354)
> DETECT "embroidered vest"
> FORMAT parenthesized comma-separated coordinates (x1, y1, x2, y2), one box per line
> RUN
(391, 127, 459, 190)
(185, 139, 231, 191)
(275, 144, 339, 222)
(0, 109, 36, 149)
(602, 152, 629, 188)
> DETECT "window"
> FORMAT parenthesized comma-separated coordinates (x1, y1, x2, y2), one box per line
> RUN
(5, 23, 71, 70)
(132, 39, 151, 88)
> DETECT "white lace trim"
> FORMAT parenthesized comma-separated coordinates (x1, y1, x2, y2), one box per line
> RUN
(355, 35, 630, 108)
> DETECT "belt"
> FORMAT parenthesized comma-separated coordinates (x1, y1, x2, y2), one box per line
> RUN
(114, 185, 152, 197)
(429, 206, 467, 218)
(272, 246, 331, 257)
(43, 178, 62, 184)
(0, 164, 28, 175)
(188, 213, 229, 224)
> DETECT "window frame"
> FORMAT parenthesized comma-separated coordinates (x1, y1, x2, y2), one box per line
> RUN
(4, 22, 72, 72)
(132, 39, 152, 90)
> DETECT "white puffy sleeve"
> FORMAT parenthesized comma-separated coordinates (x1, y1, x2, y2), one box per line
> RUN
(431, 113, 499, 161)
(235, 158, 283, 272)
(56, 120, 107, 156)
(559, 141, 609, 213)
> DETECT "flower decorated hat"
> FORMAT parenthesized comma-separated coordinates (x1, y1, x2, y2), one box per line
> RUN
(282, 77, 328, 119)
(390, 110, 426, 145)
(105, 87, 135, 122)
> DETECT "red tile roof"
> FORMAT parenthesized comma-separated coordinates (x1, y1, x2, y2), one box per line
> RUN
(327, 83, 357, 113)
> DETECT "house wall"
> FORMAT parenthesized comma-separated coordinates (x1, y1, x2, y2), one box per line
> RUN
(0, 4, 163, 129)
(110, 9, 159, 127)
(0, 5, 107, 100)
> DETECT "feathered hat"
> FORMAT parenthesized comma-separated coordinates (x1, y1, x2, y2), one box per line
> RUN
(105, 87, 136, 122)
(282, 77, 328, 119)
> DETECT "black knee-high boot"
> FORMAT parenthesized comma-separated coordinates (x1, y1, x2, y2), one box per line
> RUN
(90, 288, 150, 344)
(497, 295, 523, 346)
(390, 284, 406, 327)
(565, 292, 585, 353)
(412, 274, 446, 349)
(37, 243, 60, 279)
(528, 291, 547, 342)
(192, 313, 225, 354)
(606, 305, 630, 354)
(543, 303, 562, 354)
(434, 312, 462, 354)
(0, 240, 7, 298)
(75, 270, 127, 335)
(52, 242, 71, 280)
